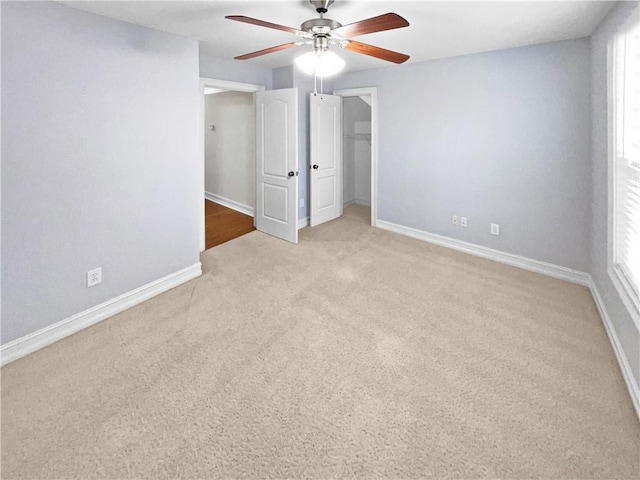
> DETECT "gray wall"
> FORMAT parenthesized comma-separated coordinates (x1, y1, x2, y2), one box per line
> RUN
(200, 51, 272, 89)
(1, 2, 201, 344)
(272, 65, 294, 92)
(343, 97, 372, 206)
(590, 2, 639, 388)
(204, 91, 256, 210)
(332, 38, 592, 272)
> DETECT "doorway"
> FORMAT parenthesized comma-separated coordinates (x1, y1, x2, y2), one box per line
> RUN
(334, 88, 378, 227)
(199, 78, 265, 251)
(342, 95, 372, 222)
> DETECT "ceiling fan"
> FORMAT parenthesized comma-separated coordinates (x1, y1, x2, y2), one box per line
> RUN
(226, 0, 410, 76)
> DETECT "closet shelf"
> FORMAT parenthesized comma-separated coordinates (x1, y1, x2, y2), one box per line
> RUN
(344, 133, 371, 145)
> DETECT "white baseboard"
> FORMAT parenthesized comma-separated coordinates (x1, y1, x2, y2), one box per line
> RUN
(205, 192, 254, 217)
(0, 263, 202, 367)
(344, 198, 371, 208)
(589, 279, 640, 419)
(298, 217, 309, 229)
(376, 220, 590, 286)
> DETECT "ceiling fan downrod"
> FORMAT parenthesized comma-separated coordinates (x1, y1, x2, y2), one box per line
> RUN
(309, 0, 334, 16)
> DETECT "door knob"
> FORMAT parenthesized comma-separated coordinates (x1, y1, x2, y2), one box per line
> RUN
(287, 171, 295, 177)
(312, 164, 319, 170)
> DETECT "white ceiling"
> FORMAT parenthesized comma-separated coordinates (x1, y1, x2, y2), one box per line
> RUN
(59, 1, 615, 73)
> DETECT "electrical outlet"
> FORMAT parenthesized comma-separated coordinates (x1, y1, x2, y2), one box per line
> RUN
(491, 223, 500, 236)
(87, 267, 102, 287)
(300, 198, 305, 208)
(461, 217, 468, 227)
(452, 215, 459, 226)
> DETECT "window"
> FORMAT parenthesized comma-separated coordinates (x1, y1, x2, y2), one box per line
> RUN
(609, 8, 640, 321)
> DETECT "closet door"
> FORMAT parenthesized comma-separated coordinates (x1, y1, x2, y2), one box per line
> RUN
(310, 93, 342, 227)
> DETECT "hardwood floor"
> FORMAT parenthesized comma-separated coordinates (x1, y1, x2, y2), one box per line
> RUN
(205, 200, 255, 250)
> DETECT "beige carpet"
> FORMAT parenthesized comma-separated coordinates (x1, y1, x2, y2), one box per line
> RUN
(2, 205, 638, 479)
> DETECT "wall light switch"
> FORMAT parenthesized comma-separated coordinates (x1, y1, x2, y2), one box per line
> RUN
(461, 217, 468, 227)
(491, 223, 500, 236)
(452, 215, 459, 226)
(300, 198, 305, 208)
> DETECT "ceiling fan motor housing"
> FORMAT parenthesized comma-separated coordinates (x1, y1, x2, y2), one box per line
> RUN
(300, 17, 342, 36)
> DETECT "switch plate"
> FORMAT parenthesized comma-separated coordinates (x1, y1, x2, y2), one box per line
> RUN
(461, 217, 468, 227)
(300, 198, 305, 208)
(452, 215, 459, 226)
(491, 223, 500, 236)
(87, 267, 102, 287)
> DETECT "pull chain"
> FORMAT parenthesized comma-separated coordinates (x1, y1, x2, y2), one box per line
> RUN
(313, 69, 318, 96)
(313, 70, 324, 97)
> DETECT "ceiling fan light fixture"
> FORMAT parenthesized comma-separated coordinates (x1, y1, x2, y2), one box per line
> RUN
(295, 50, 345, 77)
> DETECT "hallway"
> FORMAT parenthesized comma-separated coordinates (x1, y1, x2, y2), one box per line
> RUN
(205, 200, 255, 249)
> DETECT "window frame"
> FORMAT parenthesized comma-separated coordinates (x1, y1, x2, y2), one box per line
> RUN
(607, 9, 640, 329)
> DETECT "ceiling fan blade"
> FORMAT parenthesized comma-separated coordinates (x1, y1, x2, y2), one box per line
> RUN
(332, 13, 409, 38)
(226, 15, 307, 36)
(344, 41, 410, 64)
(234, 42, 302, 60)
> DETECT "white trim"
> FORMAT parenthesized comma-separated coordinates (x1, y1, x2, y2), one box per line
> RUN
(199, 77, 265, 253)
(201, 78, 267, 94)
(0, 263, 202, 366)
(376, 220, 590, 286)
(344, 198, 372, 208)
(609, 264, 640, 329)
(355, 198, 371, 207)
(205, 191, 254, 217)
(298, 217, 309, 229)
(334, 87, 378, 227)
(589, 278, 640, 419)
(607, 39, 617, 293)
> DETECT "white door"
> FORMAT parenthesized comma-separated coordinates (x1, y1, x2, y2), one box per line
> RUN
(256, 88, 298, 244)
(310, 93, 342, 227)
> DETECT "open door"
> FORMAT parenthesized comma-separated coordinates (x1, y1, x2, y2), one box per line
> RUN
(310, 93, 342, 227)
(255, 88, 298, 243)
